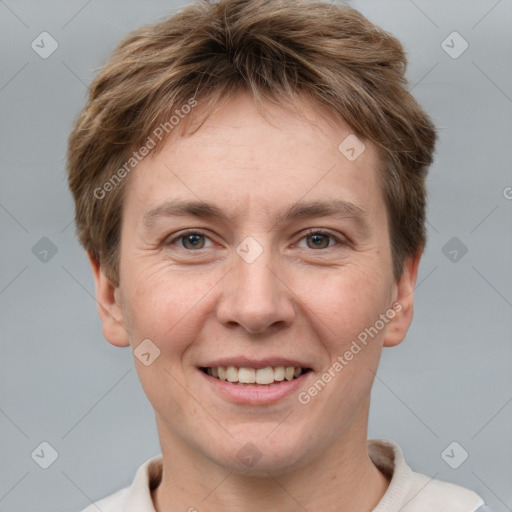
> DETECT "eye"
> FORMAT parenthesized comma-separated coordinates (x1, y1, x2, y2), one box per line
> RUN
(296, 229, 344, 250)
(165, 229, 346, 252)
(165, 230, 214, 250)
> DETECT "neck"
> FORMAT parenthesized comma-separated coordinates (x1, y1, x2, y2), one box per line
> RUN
(152, 406, 389, 512)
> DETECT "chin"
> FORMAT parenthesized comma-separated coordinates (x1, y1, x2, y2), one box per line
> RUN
(206, 433, 314, 477)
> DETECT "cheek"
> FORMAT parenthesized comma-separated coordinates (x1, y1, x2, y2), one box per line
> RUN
(121, 264, 220, 350)
(294, 263, 393, 345)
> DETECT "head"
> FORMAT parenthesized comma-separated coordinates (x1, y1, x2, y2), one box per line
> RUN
(67, 0, 436, 475)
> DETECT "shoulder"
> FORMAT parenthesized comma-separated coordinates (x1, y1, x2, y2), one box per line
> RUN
(403, 471, 486, 512)
(74, 454, 162, 512)
(77, 486, 130, 512)
(368, 439, 490, 512)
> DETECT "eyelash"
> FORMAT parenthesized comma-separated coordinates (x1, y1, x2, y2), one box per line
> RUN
(165, 228, 346, 251)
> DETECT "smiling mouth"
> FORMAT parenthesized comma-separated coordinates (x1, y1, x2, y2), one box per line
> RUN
(200, 366, 312, 385)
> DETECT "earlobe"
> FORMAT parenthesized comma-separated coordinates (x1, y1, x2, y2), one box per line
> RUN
(87, 251, 130, 348)
(383, 250, 422, 348)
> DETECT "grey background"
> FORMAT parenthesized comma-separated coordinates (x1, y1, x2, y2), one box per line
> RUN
(0, 0, 511, 510)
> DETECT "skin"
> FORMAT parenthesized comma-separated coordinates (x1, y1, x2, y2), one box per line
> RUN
(89, 92, 421, 512)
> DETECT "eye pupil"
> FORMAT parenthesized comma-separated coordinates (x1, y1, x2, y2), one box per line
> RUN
(175, 232, 336, 251)
(307, 233, 329, 249)
(183, 234, 204, 249)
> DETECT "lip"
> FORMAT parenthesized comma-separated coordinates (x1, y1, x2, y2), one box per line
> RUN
(200, 356, 311, 370)
(198, 367, 312, 405)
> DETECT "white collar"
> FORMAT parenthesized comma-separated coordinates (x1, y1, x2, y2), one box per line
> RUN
(115, 439, 485, 512)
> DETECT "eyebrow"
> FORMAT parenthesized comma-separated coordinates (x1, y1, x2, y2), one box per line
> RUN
(142, 198, 370, 232)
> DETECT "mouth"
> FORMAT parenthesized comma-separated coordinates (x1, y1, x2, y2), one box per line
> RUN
(199, 365, 312, 386)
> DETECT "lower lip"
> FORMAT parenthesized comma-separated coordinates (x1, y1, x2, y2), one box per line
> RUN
(198, 369, 311, 405)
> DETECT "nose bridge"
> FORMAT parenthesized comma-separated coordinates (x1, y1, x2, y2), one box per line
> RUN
(216, 234, 294, 333)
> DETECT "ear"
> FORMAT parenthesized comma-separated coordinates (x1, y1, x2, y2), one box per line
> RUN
(383, 250, 422, 348)
(87, 251, 130, 347)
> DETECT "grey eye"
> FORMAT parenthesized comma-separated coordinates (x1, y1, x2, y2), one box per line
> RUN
(180, 233, 207, 250)
(305, 233, 332, 249)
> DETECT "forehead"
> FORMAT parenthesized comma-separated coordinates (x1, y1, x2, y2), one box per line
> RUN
(122, 93, 385, 227)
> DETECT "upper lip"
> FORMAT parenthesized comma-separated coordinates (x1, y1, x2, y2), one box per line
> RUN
(200, 357, 312, 370)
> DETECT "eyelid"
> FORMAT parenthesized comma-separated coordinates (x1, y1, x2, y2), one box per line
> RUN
(165, 229, 215, 249)
(165, 228, 347, 250)
(295, 228, 347, 248)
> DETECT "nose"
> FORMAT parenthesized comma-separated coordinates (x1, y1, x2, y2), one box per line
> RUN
(215, 241, 296, 334)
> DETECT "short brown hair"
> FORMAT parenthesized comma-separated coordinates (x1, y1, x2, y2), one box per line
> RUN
(67, 0, 437, 287)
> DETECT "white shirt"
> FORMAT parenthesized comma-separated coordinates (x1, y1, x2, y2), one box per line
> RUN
(78, 439, 489, 512)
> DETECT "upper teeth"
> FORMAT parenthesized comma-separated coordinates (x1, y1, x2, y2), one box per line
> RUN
(207, 366, 303, 384)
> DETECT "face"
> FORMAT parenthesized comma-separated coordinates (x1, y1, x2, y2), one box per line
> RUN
(91, 93, 420, 476)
